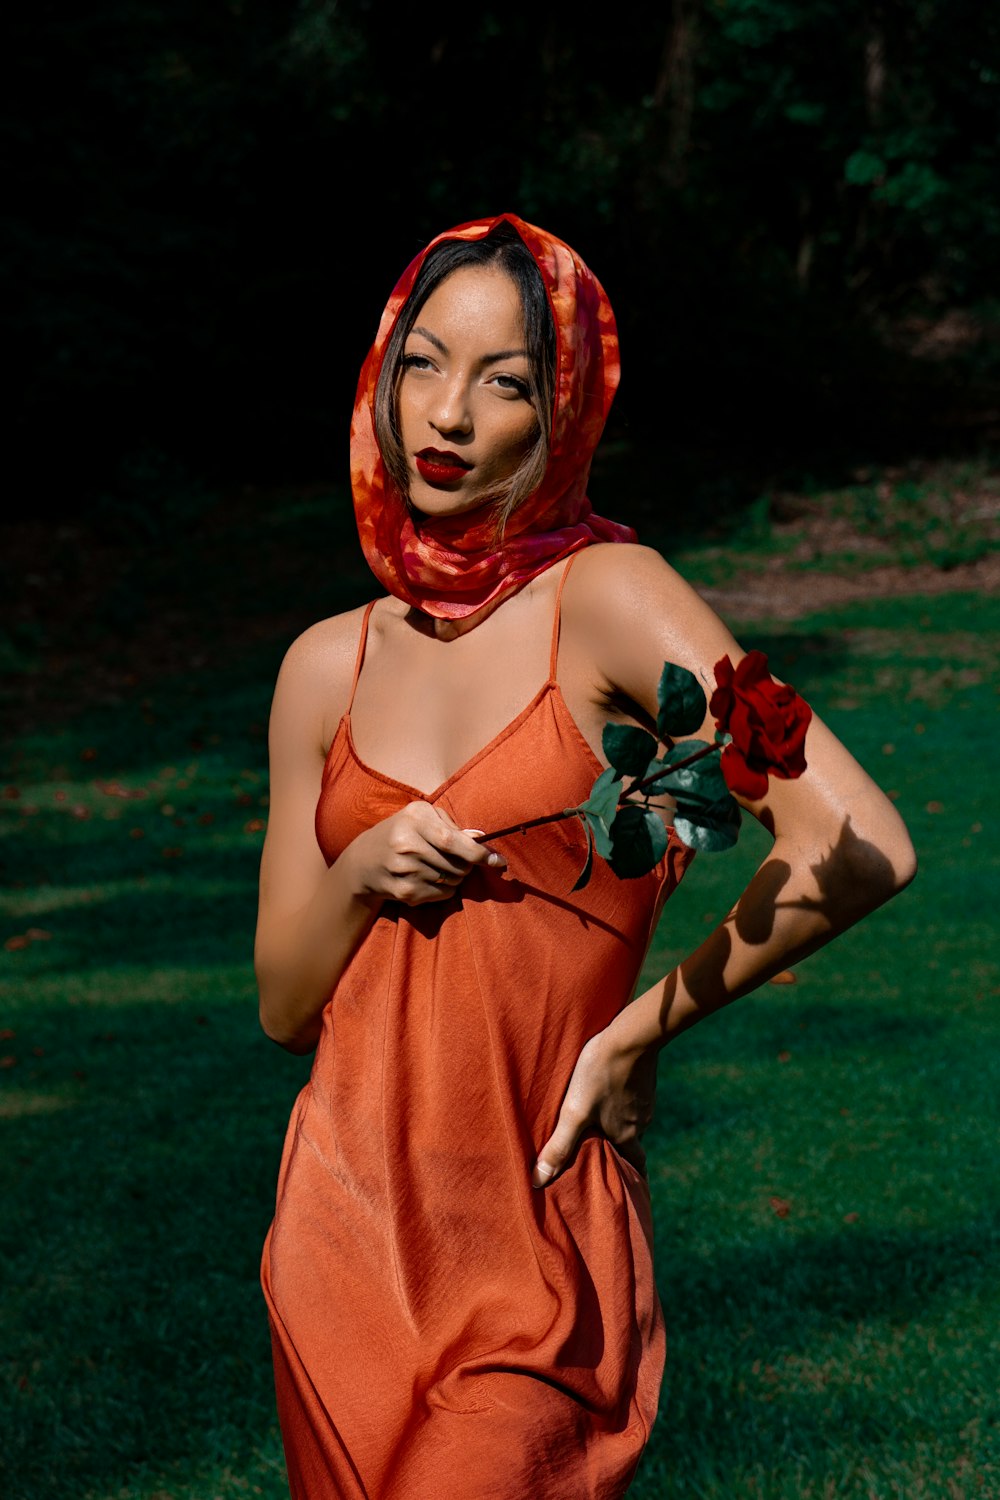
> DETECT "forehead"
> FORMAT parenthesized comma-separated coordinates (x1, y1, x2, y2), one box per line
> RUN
(410, 265, 526, 344)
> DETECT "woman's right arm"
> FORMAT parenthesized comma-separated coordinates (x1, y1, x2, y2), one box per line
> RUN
(254, 618, 501, 1054)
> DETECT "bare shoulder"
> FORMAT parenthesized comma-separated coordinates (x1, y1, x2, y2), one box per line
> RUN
(271, 603, 374, 754)
(565, 542, 714, 626)
(564, 543, 741, 688)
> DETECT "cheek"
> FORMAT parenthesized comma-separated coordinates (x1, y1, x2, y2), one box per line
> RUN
(396, 384, 417, 438)
(495, 410, 539, 465)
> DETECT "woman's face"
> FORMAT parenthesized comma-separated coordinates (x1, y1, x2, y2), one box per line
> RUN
(396, 265, 541, 518)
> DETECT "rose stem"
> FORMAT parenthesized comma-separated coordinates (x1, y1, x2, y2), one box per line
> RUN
(474, 740, 722, 844)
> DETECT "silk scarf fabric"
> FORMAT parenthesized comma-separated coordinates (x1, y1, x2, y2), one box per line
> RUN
(350, 212, 636, 621)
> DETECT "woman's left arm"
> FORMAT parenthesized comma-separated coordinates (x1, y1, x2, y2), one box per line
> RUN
(532, 545, 917, 1186)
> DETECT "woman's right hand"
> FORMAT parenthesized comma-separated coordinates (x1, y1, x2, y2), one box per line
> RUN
(347, 802, 507, 906)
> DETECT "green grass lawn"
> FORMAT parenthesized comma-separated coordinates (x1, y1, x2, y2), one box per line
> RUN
(2, 519, 997, 1499)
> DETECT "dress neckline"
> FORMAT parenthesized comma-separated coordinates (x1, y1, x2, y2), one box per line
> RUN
(332, 679, 604, 804)
(331, 554, 600, 803)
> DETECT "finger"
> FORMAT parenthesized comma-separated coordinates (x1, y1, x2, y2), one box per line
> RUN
(462, 829, 507, 871)
(531, 1108, 586, 1189)
(410, 835, 476, 882)
(412, 807, 507, 871)
(396, 867, 467, 907)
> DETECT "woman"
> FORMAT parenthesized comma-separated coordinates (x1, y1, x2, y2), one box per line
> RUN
(256, 213, 915, 1499)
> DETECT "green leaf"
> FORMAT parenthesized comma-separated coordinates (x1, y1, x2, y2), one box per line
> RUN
(572, 816, 594, 891)
(845, 149, 885, 187)
(578, 767, 622, 862)
(656, 663, 706, 740)
(640, 742, 721, 799)
(638, 757, 670, 794)
(658, 742, 729, 805)
(673, 796, 742, 853)
(602, 723, 658, 777)
(583, 809, 614, 859)
(609, 805, 668, 878)
(580, 766, 623, 825)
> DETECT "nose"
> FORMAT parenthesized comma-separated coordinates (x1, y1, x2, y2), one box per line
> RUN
(429, 375, 473, 438)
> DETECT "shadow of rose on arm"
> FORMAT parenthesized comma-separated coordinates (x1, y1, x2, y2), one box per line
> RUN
(659, 815, 903, 1030)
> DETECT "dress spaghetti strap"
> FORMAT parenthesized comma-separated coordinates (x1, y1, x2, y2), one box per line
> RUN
(548, 553, 580, 683)
(346, 601, 377, 715)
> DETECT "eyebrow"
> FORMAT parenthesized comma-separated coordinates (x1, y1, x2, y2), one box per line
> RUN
(409, 326, 529, 365)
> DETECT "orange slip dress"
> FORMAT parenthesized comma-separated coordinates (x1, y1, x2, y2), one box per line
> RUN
(261, 558, 694, 1498)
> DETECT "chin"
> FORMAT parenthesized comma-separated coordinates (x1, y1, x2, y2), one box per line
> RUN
(408, 486, 495, 520)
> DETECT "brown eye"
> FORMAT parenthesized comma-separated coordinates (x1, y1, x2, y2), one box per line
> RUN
(493, 374, 531, 396)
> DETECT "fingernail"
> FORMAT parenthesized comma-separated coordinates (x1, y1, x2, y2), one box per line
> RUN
(463, 828, 485, 838)
(532, 1162, 556, 1188)
(487, 851, 506, 868)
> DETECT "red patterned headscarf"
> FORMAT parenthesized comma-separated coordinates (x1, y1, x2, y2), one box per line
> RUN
(350, 213, 636, 620)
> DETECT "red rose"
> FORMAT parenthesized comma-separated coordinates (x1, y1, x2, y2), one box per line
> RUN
(709, 651, 812, 800)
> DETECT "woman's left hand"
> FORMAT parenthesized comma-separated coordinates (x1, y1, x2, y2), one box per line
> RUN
(531, 1026, 658, 1187)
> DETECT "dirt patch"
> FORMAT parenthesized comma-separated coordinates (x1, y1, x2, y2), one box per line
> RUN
(697, 551, 999, 622)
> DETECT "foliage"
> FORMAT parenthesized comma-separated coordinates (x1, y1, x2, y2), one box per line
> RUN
(570, 652, 811, 886)
(6, 3, 1000, 504)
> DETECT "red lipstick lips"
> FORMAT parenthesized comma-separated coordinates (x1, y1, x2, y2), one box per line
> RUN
(415, 449, 472, 486)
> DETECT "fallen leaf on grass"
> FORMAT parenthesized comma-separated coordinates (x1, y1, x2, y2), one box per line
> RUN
(777, 1050, 791, 1063)
(0, 1029, 14, 1041)
(769, 1197, 791, 1218)
(96, 779, 147, 800)
(843, 1212, 860, 1223)
(244, 818, 266, 833)
(6, 928, 54, 951)
(1, 1056, 16, 1068)
(769, 971, 797, 985)
(3, 786, 20, 799)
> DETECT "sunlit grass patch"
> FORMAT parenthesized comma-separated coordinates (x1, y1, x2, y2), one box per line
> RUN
(3, 585, 998, 1499)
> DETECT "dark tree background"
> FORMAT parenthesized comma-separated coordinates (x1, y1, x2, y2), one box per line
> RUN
(7, 0, 1000, 520)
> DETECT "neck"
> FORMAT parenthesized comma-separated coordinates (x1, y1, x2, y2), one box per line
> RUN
(409, 594, 507, 640)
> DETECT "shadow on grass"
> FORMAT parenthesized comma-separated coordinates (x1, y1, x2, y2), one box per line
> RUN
(4, 979, 996, 1500)
(2, 990, 307, 1500)
(632, 1215, 1000, 1494)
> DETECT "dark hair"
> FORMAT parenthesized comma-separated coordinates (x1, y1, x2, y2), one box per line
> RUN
(373, 224, 557, 536)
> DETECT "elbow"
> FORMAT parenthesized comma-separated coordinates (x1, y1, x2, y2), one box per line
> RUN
(881, 801, 918, 898)
(255, 960, 323, 1054)
(853, 820, 918, 915)
(893, 833, 918, 894)
(258, 996, 321, 1054)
